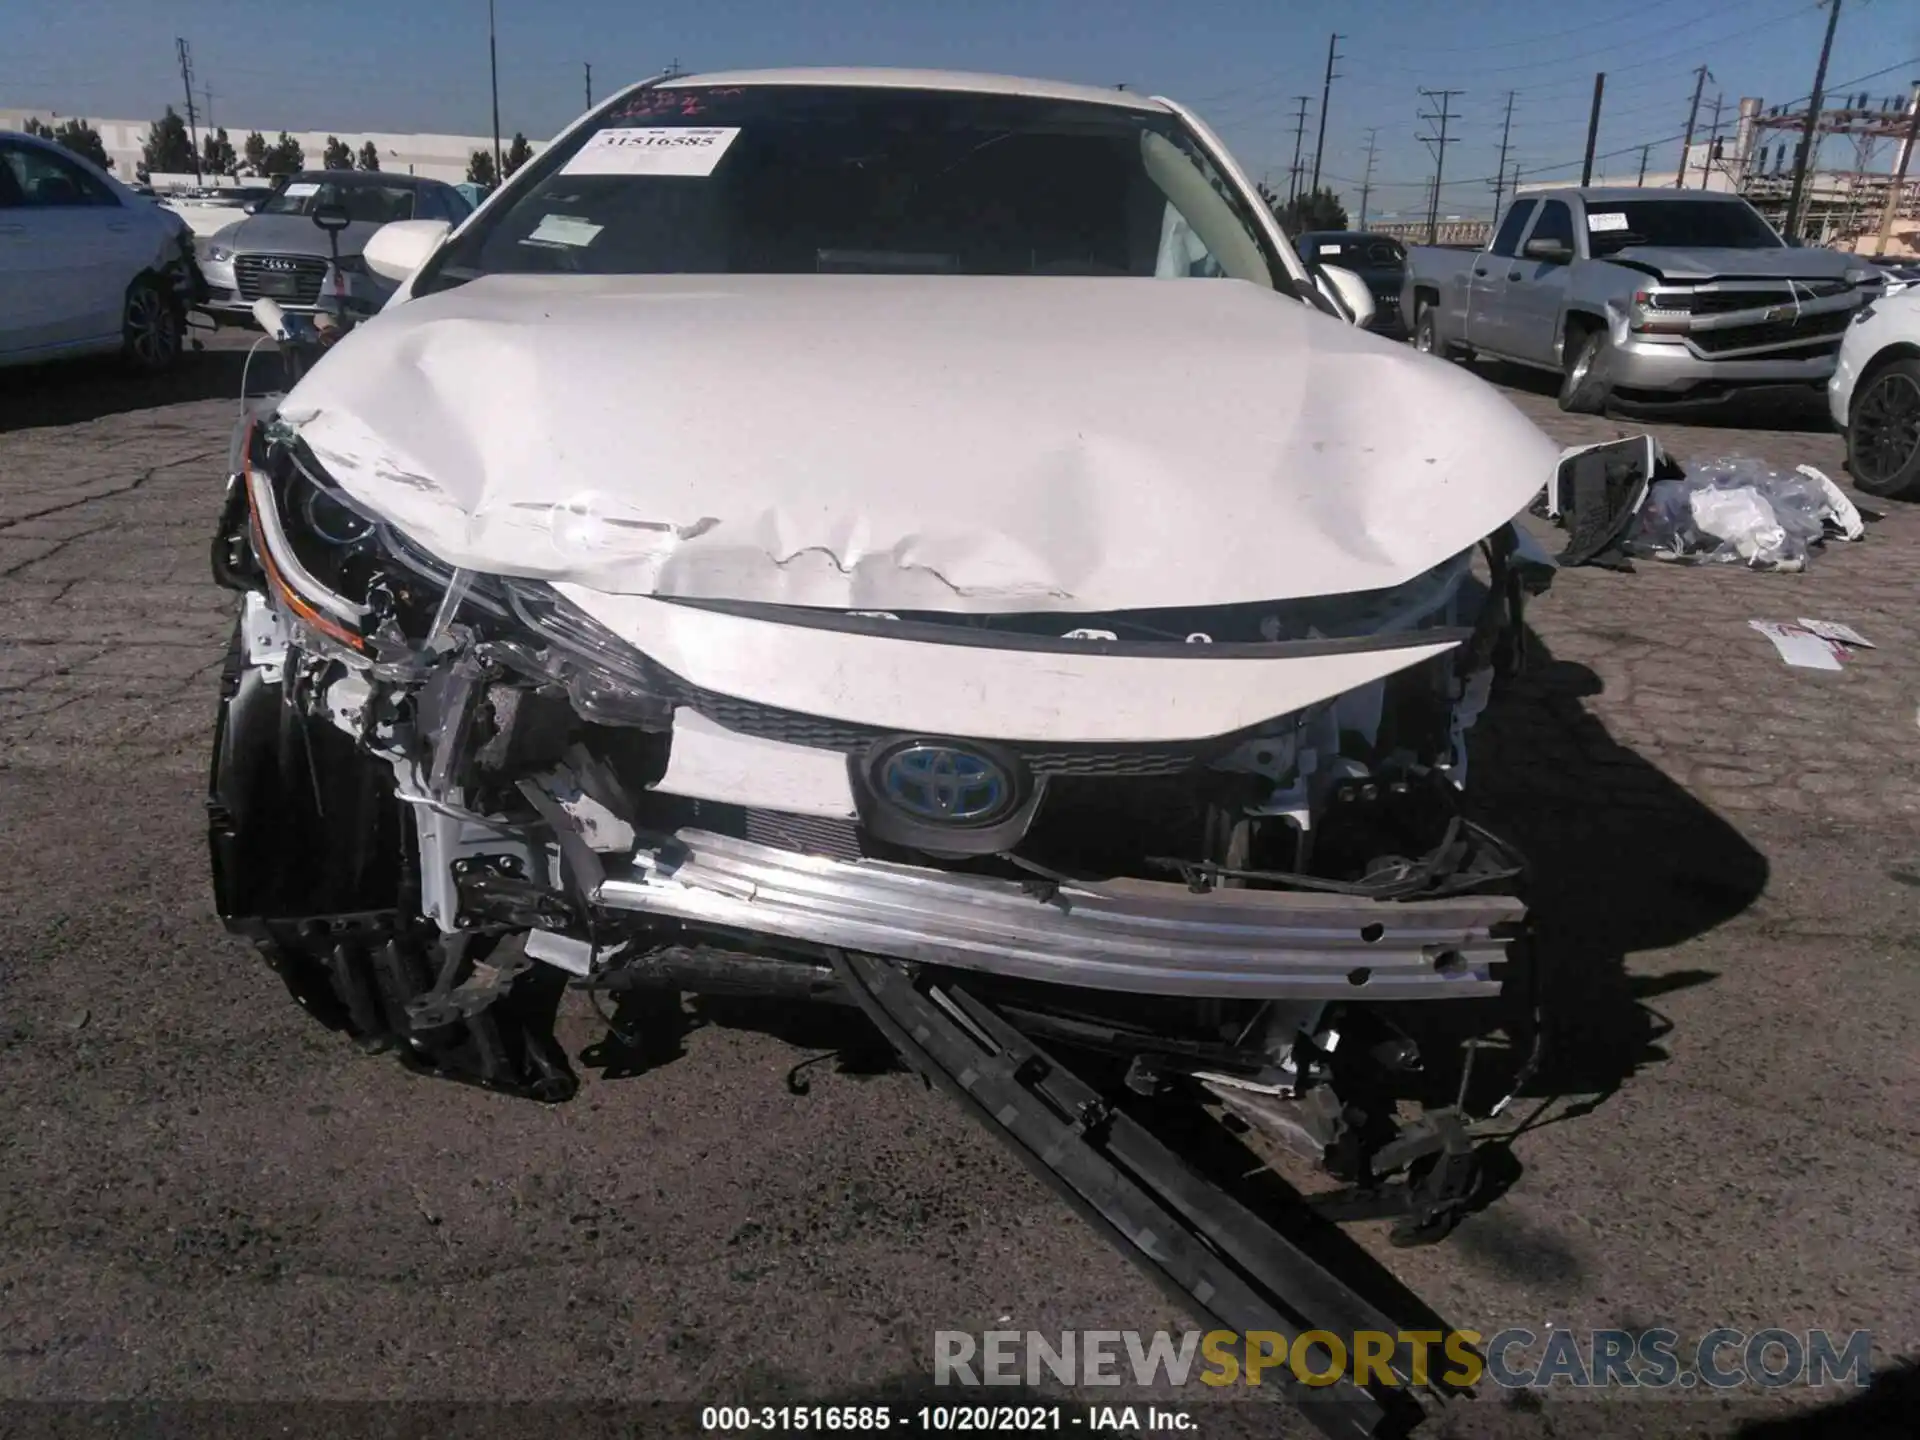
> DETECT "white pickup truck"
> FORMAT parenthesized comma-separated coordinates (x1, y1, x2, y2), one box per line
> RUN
(1401, 186, 1880, 412)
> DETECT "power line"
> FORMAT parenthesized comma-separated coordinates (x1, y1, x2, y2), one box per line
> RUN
(173, 38, 203, 181)
(1286, 95, 1311, 203)
(1407, 52, 1920, 195)
(1417, 88, 1463, 243)
(1309, 32, 1343, 194)
(1491, 90, 1517, 216)
(1580, 73, 1607, 185)
(1698, 92, 1726, 186)
(1358, 127, 1379, 228)
(1784, 0, 1843, 239)
(1368, 0, 1814, 80)
(1675, 63, 1712, 186)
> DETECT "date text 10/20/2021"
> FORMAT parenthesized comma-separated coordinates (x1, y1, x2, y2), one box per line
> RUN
(701, 1406, 1191, 1432)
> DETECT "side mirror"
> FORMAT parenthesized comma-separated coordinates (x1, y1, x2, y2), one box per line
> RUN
(1316, 264, 1377, 328)
(312, 202, 352, 234)
(243, 202, 258, 215)
(362, 218, 452, 282)
(1523, 237, 1574, 263)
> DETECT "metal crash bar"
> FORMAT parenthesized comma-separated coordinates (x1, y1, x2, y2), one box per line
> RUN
(592, 829, 1523, 1000)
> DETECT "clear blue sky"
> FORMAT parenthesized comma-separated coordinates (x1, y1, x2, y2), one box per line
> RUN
(4, 0, 1916, 217)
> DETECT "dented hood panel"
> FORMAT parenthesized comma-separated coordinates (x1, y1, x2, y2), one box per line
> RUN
(281, 273, 1557, 612)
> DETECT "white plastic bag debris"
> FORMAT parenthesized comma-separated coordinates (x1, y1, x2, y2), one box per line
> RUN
(1691, 487, 1793, 567)
(1628, 456, 1863, 571)
(1797, 465, 1865, 541)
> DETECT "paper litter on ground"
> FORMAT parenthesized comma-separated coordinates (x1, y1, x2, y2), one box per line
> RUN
(1749, 621, 1844, 671)
(1796, 619, 1874, 649)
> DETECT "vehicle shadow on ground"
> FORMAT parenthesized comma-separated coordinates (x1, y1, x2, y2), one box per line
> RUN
(1470, 357, 1834, 433)
(578, 985, 903, 1088)
(1442, 628, 1769, 1119)
(0, 342, 277, 433)
(1727, 1358, 1920, 1439)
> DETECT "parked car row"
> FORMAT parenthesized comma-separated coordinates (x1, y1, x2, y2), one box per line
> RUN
(0, 144, 474, 374)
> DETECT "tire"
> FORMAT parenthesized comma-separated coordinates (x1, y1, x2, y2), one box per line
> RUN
(1414, 305, 1439, 354)
(1415, 303, 1465, 362)
(122, 275, 183, 374)
(1559, 327, 1611, 414)
(1845, 358, 1920, 500)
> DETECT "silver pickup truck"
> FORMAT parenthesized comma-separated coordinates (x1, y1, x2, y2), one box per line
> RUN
(1401, 186, 1879, 412)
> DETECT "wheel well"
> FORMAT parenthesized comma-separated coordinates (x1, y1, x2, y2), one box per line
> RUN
(1413, 284, 1439, 313)
(1559, 310, 1604, 364)
(1858, 341, 1920, 392)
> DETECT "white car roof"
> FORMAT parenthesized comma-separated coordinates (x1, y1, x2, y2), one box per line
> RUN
(658, 67, 1169, 114)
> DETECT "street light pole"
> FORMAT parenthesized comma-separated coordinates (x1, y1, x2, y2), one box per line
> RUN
(489, 0, 503, 182)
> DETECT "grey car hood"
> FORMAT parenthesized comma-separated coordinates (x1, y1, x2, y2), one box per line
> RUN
(278, 273, 1560, 613)
(219, 212, 387, 256)
(1606, 245, 1858, 283)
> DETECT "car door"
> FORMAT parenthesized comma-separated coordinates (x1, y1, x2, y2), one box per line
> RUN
(0, 156, 34, 358)
(0, 139, 142, 354)
(1464, 200, 1535, 354)
(1502, 199, 1577, 365)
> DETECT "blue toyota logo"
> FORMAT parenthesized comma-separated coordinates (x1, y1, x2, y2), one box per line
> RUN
(877, 743, 1014, 824)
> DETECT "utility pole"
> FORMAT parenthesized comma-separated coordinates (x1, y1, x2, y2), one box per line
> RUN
(1872, 81, 1920, 256)
(584, 62, 593, 109)
(1357, 128, 1379, 229)
(1309, 32, 1344, 195)
(1286, 96, 1312, 204)
(202, 86, 214, 136)
(1637, 145, 1650, 185)
(1417, 88, 1462, 244)
(1490, 91, 1516, 216)
(1698, 93, 1725, 187)
(488, 0, 503, 183)
(175, 38, 203, 182)
(1785, 0, 1843, 241)
(1675, 64, 1711, 187)
(1580, 72, 1606, 186)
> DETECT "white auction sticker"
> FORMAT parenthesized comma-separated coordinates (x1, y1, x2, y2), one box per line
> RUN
(283, 181, 320, 198)
(561, 126, 741, 178)
(1586, 211, 1629, 232)
(1318, 243, 1343, 255)
(524, 213, 603, 247)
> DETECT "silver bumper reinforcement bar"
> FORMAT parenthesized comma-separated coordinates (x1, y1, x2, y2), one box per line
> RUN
(591, 829, 1524, 1000)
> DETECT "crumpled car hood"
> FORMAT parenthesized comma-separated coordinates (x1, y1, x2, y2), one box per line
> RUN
(279, 273, 1557, 612)
(1608, 245, 1857, 283)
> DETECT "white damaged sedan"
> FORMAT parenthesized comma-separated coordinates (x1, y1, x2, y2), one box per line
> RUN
(209, 68, 1562, 1376)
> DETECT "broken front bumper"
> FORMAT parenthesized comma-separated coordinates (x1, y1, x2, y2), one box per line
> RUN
(589, 827, 1522, 1000)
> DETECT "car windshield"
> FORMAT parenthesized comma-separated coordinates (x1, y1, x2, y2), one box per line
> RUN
(260, 177, 419, 223)
(417, 84, 1283, 291)
(1582, 198, 1783, 256)
(1301, 234, 1404, 267)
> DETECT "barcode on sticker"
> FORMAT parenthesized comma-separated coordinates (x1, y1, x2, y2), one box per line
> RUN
(561, 126, 741, 177)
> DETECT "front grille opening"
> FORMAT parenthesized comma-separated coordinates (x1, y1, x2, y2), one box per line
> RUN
(234, 254, 329, 306)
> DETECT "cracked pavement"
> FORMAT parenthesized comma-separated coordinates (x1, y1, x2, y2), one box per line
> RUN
(1, 337, 1916, 1438)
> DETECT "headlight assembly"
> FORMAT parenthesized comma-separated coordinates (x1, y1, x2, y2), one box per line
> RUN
(242, 423, 498, 654)
(242, 424, 380, 650)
